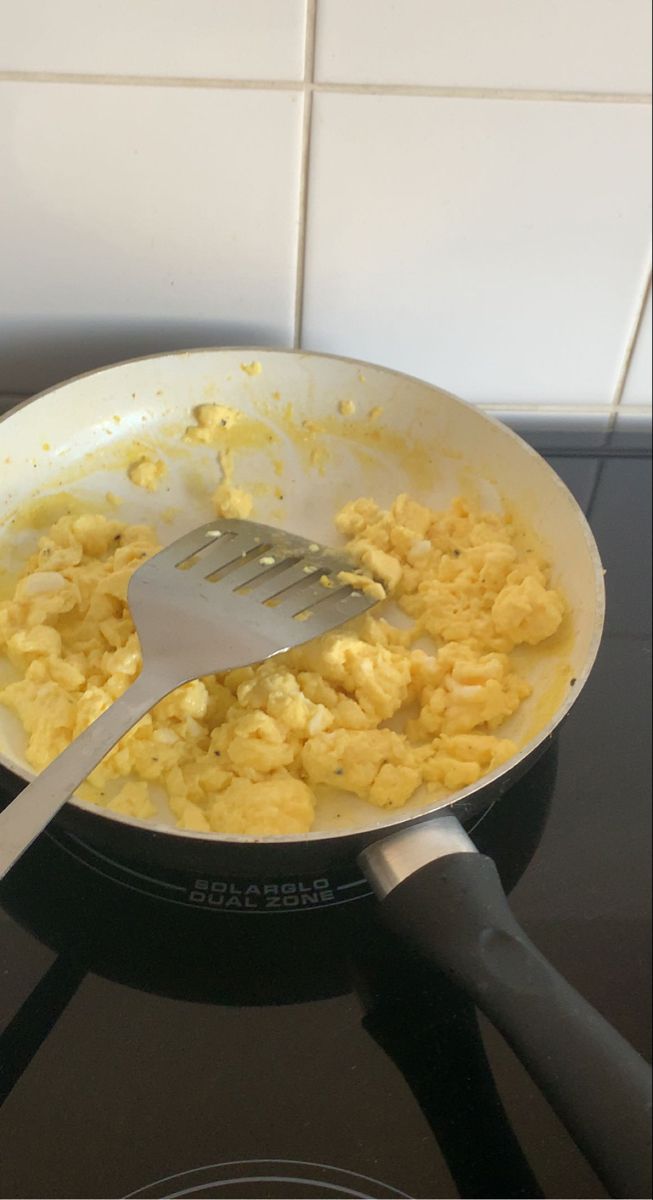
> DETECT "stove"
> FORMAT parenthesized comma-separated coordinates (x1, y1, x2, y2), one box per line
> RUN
(1, 425, 650, 1200)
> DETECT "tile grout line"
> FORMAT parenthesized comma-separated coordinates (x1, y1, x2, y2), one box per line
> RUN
(584, 458, 607, 523)
(0, 70, 650, 104)
(480, 403, 631, 414)
(314, 82, 652, 105)
(607, 266, 652, 431)
(292, 0, 318, 349)
(0, 71, 304, 91)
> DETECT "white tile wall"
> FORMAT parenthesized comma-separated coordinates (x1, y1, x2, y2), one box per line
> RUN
(0, 0, 651, 418)
(302, 94, 651, 406)
(0, 0, 306, 81)
(315, 0, 653, 93)
(0, 83, 303, 393)
(621, 284, 652, 407)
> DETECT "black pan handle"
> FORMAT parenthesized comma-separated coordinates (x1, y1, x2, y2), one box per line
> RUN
(360, 817, 652, 1200)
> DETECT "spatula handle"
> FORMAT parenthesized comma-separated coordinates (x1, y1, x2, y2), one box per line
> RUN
(0, 669, 170, 879)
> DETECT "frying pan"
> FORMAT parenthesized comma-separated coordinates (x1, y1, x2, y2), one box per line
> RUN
(0, 349, 650, 1197)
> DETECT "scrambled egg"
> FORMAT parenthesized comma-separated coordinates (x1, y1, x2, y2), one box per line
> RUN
(127, 404, 255, 520)
(339, 399, 356, 417)
(183, 404, 253, 519)
(128, 457, 166, 492)
(0, 490, 565, 837)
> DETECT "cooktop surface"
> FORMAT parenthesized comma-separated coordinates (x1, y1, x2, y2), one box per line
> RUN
(1, 424, 650, 1200)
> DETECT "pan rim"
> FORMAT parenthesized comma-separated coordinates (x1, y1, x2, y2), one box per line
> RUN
(0, 346, 606, 848)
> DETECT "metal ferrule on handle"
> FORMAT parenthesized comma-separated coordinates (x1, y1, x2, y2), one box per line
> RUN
(360, 815, 478, 896)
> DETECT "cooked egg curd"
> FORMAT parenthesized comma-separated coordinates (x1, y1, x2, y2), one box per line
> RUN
(0, 492, 564, 836)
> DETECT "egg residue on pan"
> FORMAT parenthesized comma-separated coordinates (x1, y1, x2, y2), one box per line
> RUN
(0, 475, 565, 836)
(127, 456, 167, 492)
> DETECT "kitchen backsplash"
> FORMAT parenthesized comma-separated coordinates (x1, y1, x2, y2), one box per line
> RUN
(0, 0, 651, 425)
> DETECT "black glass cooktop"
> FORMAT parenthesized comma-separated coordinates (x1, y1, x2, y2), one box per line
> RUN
(0, 425, 651, 1200)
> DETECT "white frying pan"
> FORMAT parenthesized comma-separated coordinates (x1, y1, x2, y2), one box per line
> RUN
(0, 350, 649, 1198)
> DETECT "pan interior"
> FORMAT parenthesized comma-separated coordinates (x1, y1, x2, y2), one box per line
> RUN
(0, 349, 604, 840)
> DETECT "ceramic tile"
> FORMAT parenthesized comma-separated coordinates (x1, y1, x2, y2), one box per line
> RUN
(315, 0, 652, 93)
(621, 284, 652, 406)
(0, 0, 306, 80)
(0, 83, 302, 394)
(302, 94, 652, 407)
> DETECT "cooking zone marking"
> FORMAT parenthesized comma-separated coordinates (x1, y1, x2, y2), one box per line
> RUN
(125, 1159, 410, 1198)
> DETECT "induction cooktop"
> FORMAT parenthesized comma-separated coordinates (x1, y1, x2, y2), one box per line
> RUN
(1, 424, 650, 1200)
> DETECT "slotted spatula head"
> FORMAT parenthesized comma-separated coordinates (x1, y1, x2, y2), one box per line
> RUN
(129, 518, 382, 683)
(0, 520, 383, 881)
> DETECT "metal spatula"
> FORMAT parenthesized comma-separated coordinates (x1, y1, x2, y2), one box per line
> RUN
(0, 518, 381, 878)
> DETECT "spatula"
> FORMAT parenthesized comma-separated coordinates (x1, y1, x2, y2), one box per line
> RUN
(0, 518, 381, 878)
